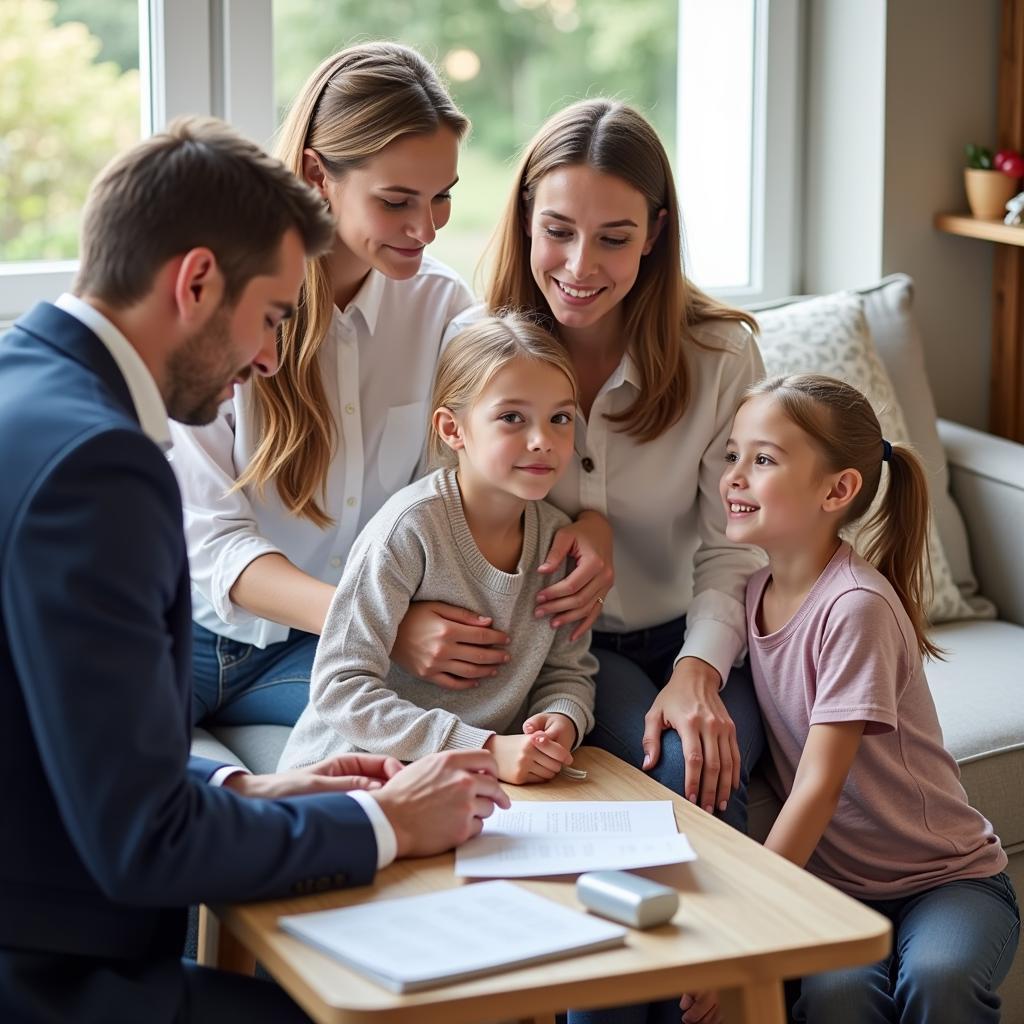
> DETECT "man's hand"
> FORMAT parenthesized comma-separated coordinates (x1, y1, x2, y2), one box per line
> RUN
(391, 601, 510, 690)
(485, 731, 573, 784)
(641, 657, 740, 814)
(223, 753, 403, 800)
(372, 750, 510, 858)
(523, 711, 578, 751)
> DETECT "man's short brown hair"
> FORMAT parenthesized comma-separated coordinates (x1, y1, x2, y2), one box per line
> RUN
(74, 116, 334, 306)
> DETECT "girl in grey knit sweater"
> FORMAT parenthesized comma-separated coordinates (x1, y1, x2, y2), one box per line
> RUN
(279, 315, 598, 783)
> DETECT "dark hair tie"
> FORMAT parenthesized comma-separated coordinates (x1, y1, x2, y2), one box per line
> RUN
(882, 439, 893, 462)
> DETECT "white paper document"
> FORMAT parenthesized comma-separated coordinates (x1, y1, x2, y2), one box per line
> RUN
(277, 880, 626, 992)
(455, 800, 697, 878)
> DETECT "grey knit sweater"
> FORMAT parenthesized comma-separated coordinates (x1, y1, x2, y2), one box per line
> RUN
(278, 468, 598, 769)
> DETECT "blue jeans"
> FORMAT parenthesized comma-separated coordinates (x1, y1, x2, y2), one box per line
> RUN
(794, 871, 1020, 1023)
(587, 615, 765, 833)
(568, 617, 766, 1024)
(190, 622, 317, 727)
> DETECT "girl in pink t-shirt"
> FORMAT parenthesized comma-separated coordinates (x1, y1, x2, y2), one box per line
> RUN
(710, 372, 1018, 1024)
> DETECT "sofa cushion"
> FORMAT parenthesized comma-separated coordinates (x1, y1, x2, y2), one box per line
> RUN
(752, 275, 995, 620)
(754, 289, 980, 623)
(926, 618, 1024, 850)
(211, 724, 291, 775)
(748, 617, 1024, 853)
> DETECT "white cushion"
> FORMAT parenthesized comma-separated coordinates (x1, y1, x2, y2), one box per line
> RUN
(754, 290, 984, 623)
(752, 276, 994, 620)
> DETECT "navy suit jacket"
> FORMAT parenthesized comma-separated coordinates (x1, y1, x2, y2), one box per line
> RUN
(0, 305, 376, 988)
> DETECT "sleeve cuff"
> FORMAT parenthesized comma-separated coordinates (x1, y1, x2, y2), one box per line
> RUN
(674, 617, 745, 689)
(442, 720, 495, 751)
(209, 538, 285, 625)
(209, 765, 250, 788)
(347, 790, 397, 869)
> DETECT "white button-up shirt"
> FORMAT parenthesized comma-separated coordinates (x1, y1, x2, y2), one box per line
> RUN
(169, 255, 474, 648)
(548, 319, 767, 681)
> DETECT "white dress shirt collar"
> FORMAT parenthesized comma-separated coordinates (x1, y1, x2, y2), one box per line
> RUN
(344, 268, 387, 334)
(55, 293, 171, 450)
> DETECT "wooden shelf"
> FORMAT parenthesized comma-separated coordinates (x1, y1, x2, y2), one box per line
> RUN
(934, 212, 1024, 245)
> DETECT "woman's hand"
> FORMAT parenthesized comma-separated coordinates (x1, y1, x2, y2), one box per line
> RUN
(535, 510, 614, 641)
(391, 601, 510, 690)
(641, 657, 740, 814)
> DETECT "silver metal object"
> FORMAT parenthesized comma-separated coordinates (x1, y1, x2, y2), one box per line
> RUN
(576, 870, 679, 929)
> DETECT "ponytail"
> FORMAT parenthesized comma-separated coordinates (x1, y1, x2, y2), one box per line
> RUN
(861, 444, 944, 661)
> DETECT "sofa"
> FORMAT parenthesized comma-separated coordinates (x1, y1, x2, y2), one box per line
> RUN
(193, 274, 1024, 1020)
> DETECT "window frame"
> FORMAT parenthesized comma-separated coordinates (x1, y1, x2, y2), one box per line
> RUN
(0, 0, 799, 320)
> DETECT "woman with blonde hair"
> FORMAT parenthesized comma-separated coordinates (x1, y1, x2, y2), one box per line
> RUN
(172, 43, 610, 727)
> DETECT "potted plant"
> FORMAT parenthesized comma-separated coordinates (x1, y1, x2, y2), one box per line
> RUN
(965, 143, 1024, 219)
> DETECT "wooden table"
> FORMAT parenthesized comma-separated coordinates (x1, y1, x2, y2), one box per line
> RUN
(209, 748, 890, 1024)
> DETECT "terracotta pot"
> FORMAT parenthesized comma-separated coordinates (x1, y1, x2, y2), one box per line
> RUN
(964, 168, 1019, 219)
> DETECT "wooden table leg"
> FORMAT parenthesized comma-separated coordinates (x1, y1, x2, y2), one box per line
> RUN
(197, 905, 257, 976)
(736, 980, 786, 1024)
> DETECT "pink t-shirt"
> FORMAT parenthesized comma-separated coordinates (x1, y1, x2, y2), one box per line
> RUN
(747, 542, 1006, 900)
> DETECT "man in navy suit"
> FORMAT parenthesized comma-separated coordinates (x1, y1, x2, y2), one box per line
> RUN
(0, 117, 507, 1023)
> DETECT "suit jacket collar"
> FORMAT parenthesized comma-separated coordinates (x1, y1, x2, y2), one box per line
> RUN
(15, 301, 141, 430)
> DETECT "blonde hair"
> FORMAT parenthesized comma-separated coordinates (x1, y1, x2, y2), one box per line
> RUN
(236, 42, 470, 527)
(745, 373, 942, 660)
(486, 98, 757, 443)
(429, 313, 578, 469)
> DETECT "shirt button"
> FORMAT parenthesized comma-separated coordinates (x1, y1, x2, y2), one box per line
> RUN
(330, 557, 342, 568)
(581, 456, 595, 473)
(344, 403, 356, 415)
(346, 496, 357, 507)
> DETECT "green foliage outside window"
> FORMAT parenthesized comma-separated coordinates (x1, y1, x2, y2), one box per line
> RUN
(0, 0, 138, 263)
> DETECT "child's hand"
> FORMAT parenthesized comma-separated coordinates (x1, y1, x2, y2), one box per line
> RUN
(523, 711, 578, 751)
(485, 731, 572, 784)
(680, 991, 720, 1024)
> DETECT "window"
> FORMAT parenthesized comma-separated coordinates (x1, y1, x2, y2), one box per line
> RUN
(272, 0, 680, 287)
(0, 0, 141, 318)
(0, 0, 800, 320)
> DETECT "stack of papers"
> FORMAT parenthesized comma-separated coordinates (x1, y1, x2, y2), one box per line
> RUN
(455, 800, 697, 878)
(278, 880, 626, 992)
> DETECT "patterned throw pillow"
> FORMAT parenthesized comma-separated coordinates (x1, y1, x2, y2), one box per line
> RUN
(755, 291, 980, 624)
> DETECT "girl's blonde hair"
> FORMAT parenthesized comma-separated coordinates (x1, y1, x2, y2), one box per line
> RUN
(485, 98, 757, 443)
(429, 313, 578, 468)
(236, 42, 470, 527)
(746, 373, 941, 660)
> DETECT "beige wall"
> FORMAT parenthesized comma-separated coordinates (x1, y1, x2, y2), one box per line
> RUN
(804, 0, 1000, 429)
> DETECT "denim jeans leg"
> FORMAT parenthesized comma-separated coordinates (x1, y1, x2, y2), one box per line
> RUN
(191, 622, 223, 725)
(588, 644, 765, 833)
(795, 872, 1020, 1024)
(794, 956, 896, 1024)
(190, 623, 318, 728)
(890, 872, 1020, 1024)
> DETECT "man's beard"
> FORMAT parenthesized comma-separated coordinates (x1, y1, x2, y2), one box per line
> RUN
(164, 308, 248, 426)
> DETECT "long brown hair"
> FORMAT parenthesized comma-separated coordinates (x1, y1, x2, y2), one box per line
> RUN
(747, 373, 942, 660)
(236, 43, 470, 527)
(486, 98, 757, 443)
(429, 312, 578, 468)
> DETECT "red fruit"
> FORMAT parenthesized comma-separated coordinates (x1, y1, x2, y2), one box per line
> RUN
(1000, 152, 1024, 178)
(994, 148, 1018, 171)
